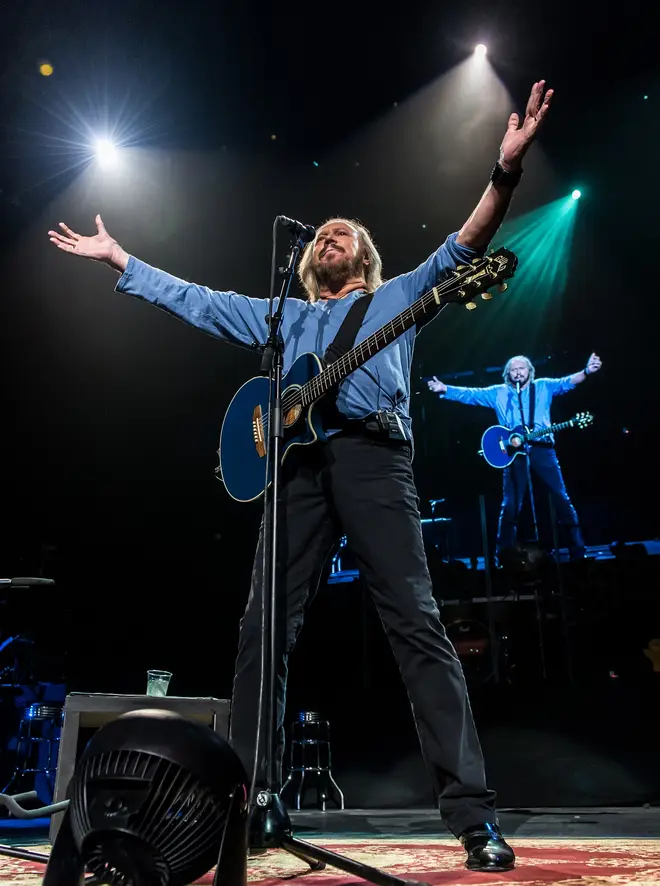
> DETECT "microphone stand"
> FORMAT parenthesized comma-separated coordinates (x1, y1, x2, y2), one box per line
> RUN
(516, 382, 538, 543)
(254, 223, 304, 817)
(515, 381, 547, 680)
(249, 221, 430, 886)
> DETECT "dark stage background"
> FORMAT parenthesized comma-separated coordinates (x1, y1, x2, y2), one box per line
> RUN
(0, 0, 658, 808)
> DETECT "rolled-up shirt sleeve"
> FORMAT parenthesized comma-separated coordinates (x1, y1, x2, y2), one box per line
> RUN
(397, 232, 483, 306)
(539, 376, 576, 397)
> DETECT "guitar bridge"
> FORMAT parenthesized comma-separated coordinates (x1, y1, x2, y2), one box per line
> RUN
(252, 405, 266, 458)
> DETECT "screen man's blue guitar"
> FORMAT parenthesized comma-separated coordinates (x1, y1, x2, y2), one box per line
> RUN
(219, 248, 517, 502)
(479, 411, 594, 469)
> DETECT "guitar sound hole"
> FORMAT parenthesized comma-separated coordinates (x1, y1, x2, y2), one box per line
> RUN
(283, 404, 302, 428)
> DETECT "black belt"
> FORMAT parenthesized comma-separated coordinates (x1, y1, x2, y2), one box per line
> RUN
(337, 411, 409, 442)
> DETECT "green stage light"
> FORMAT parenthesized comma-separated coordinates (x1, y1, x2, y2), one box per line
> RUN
(571, 189, 581, 200)
(476, 195, 582, 346)
(491, 195, 580, 299)
(417, 195, 582, 358)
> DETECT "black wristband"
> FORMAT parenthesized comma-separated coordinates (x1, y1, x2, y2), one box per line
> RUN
(491, 160, 523, 189)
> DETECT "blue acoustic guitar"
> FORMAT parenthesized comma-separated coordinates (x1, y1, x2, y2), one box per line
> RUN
(218, 248, 517, 502)
(479, 411, 594, 469)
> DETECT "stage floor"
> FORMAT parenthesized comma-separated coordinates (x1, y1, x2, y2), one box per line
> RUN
(2, 808, 659, 886)
(290, 805, 660, 840)
(2, 806, 659, 842)
(328, 538, 660, 581)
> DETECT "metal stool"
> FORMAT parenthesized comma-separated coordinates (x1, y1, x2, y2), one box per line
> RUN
(4, 703, 63, 792)
(282, 711, 344, 810)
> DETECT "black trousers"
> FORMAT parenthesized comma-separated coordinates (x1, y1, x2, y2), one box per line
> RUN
(228, 432, 495, 836)
(497, 444, 585, 557)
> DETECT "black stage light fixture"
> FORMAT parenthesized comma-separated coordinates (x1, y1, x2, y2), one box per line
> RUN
(43, 709, 249, 886)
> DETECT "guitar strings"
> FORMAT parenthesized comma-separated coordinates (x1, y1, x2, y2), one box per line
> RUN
(300, 254, 501, 404)
(259, 255, 506, 433)
(259, 295, 445, 435)
(261, 291, 452, 430)
(259, 299, 443, 433)
(261, 264, 486, 431)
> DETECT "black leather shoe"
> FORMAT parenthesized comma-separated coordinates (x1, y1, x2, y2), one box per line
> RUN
(459, 823, 515, 872)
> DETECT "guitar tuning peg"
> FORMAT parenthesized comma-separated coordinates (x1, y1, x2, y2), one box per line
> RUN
(498, 283, 508, 292)
(480, 292, 492, 300)
(465, 301, 477, 311)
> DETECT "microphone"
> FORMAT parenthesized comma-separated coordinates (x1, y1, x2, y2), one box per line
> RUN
(516, 381, 520, 394)
(0, 576, 55, 588)
(277, 216, 316, 243)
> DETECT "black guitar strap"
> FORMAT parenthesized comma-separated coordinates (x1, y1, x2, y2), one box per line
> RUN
(319, 291, 408, 444)
(323, 292, 375, 364)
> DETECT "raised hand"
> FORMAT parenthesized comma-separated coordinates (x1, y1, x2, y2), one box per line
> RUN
(428, 376, 447, 394)
(500, 80, 554, 171)
(585, 352, 602, 375)
(48, 214, 128, 272)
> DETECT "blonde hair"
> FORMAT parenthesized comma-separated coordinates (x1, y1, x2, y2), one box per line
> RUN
(503, 355, 536, 385)
(297, 218, 384, 303)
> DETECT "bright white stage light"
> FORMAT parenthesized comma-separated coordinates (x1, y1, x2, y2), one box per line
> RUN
(571, 189, 582, 200)
(94, 139, 119, 168)
(474, 44, 487, 58)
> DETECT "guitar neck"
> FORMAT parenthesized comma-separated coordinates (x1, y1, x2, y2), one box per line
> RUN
(527, 419, 574, 440)
(284, 246, 515, 408)
(299, 286, 445, 406)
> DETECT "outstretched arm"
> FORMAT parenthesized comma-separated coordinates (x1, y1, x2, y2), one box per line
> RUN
(542, 354, 603, 397)
(397, 81, 554, 304)
(457, 81, 553, 250)
(428, 377, 499, 408)
(569, 352, 602, 386)
(48, 215, 270, 348)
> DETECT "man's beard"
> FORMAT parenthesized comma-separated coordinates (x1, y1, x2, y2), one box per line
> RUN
(312, 253, 363, 290)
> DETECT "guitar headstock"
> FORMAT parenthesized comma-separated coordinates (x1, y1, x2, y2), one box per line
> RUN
(573, 411, 594, 429)
(444, 247, 518, 310)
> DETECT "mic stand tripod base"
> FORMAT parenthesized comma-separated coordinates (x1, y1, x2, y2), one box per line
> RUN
(0, 791, 68, 864)
(250, 791, 432, 886)
(0, 846, 51, 864)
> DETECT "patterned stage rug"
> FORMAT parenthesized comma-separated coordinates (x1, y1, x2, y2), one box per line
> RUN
(2, 837, 660, 885)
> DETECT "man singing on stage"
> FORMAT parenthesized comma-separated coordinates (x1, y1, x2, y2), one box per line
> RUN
(428, 352, 602, 561)
(48, 80, 553, 872)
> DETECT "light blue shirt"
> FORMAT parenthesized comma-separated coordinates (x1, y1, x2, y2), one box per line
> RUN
(443, 376, 576, 442)
(115, 232, 480, 442)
